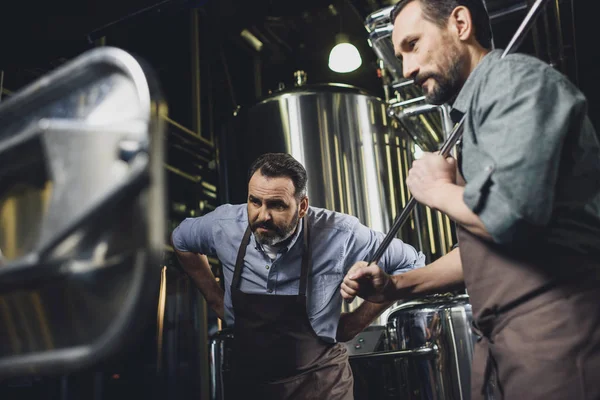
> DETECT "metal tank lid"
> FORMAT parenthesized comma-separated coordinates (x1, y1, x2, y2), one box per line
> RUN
(256, 82, 380, 106)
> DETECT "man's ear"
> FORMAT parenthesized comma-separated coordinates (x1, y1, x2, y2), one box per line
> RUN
(450, 6, 474, 42)
(298, 196, 309, 218)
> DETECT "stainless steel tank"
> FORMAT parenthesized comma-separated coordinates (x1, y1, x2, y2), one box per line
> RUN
(350, 294, 476, 399)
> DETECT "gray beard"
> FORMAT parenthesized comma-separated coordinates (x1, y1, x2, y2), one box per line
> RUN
(254, 214, 300, 246)
(424, 51, 465, 105)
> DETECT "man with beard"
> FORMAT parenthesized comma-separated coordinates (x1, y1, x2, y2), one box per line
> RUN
(341, 0, 600, 399)
(171, 153, 425, 399)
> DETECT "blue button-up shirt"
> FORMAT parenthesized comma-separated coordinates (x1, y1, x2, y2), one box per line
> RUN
(172, 204, 425, 342)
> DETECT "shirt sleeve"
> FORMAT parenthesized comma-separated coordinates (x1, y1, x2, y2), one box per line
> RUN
(344, 219, 426, 275)
(464, 58, 588, 245)
(171, 205, 231, 255)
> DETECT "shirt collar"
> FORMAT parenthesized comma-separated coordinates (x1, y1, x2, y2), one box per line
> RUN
(450, 49, 502, 121)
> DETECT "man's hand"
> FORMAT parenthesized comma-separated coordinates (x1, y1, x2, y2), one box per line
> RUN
(340, 261, 394, 304)
(406, 153, 457, 209)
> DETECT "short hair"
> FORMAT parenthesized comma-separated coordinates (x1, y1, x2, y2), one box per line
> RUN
(390, 0, 493, 50)
(248, 153, 308, 199)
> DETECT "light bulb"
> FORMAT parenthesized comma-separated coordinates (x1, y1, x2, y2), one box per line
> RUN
(328, 42, 362, 73)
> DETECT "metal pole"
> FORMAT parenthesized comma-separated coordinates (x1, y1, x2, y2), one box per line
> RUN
(189, 11, 211, 400)
(369, 0, 552, 264)
(191, 9, 202, 137)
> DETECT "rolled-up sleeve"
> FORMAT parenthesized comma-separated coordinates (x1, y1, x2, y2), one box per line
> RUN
(171, 207, 227, 255)
(345, 220, 426, 275)
(465, 60, 587, 244)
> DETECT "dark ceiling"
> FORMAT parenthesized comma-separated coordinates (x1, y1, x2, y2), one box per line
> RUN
(1, 0, 597, 128)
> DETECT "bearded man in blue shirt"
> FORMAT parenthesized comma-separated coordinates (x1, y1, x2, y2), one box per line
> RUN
(172, 152, 425, 400)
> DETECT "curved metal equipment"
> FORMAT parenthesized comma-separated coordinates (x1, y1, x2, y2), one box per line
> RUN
(0, 46, 166, 377)
(350, 294, 475, 399)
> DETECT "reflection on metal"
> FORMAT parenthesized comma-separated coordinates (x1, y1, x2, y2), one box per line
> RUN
(293, 70, 307, 87)
(162, 115, 213, 147)
(351, 294, 476, 399)
(0, 46, 166, 377)
(209, 330, 234, 400)
(0, 182, 53, 261)
(157, 266, 167, 373)
(164, 163, 202, 183)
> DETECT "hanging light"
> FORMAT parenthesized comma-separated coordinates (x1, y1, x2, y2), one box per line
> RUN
(328, 33, 362, 73)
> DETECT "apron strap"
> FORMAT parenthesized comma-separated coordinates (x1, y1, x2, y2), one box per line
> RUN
(298, 216, 311, 297)
(232, 225, 252, 290)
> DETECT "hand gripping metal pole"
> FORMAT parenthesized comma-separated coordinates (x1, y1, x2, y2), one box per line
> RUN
(369, 0, 551, 265)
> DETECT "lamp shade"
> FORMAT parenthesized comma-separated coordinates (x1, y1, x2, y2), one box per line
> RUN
(328, 34, 362, 73)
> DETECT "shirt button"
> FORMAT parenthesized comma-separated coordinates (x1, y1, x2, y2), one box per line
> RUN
(265, 265, 270, 270)
(267, 289, 273, 293)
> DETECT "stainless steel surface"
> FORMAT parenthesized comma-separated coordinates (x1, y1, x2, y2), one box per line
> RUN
(293, 70, 308, 87)
(209, 330, 234, 400)
(365, 6, 448, 154)
(0, 46, 166, 377)
(350, 294, 476, 400)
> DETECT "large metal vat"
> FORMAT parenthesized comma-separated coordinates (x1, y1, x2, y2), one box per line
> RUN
(350, 294, 476, 399)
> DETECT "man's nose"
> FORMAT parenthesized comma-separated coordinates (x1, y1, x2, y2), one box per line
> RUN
(402, 56, 419, 80)
(258, 206, 271, 221)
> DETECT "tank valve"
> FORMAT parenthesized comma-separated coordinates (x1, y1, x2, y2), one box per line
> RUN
(294, 70, 307, 87)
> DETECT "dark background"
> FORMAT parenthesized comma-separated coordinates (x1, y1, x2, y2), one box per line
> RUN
(1, 0, 597, 133)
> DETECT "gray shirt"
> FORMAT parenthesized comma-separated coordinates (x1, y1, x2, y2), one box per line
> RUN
(452, 49, 600, 254)
(172, 204, 426, 342)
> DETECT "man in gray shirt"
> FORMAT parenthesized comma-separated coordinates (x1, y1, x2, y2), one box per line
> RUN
(172, 153, 425, 399)
(341, 0, 600, 399)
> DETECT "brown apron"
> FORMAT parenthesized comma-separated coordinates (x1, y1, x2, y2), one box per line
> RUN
(228, 216, 354, 400)
(458, 225, 600, 400)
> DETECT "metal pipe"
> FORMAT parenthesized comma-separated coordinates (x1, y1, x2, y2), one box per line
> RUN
(551, 0, 567, 74)
(191, 9, 202, 137)
(569, 0, 579, 85)
(392, 79, 415, 90)
(489, 2, 528, 21)
(348, 344, 437, 361)
(369, 0, 551, 265)
(388, 95, 426, 109)
(393, 104, 441, 119)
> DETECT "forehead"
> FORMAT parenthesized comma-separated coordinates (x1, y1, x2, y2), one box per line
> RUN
(392, 2, 432, 47)
(248, 172, 295, 198)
